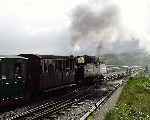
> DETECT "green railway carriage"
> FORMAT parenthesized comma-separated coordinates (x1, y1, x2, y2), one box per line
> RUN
(0, 54, 108, 108)
(0, 55, 27, 101)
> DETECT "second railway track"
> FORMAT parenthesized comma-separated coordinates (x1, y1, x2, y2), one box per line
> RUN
(2, 73, 132, 120)
(5, 86, 92, 120)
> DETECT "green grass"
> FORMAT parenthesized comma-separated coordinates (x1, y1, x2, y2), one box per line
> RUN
(105, 73, 150, 120)
(87, 113, 94, 120)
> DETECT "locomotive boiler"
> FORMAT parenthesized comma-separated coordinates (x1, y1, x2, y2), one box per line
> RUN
(75, 55, 107, 84)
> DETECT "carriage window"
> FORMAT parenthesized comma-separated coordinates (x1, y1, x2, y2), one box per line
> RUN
(71, 59, 75, 70)
(63, 60, 66, 71)
(55, 60, 63, 71)
(66, 59, 69, 68)
(0, 62, 1, 77)
(66, 59, 75, 70)
(0, 61, 14, 80)
(14, 63, 22, 78)
(48, 64, 54, 72)
(1, 62, 6, 79)
(44, 61, 48, 72)
(71, 62, 74, 70)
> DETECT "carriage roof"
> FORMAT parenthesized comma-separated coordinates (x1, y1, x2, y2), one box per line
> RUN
(0, 55, 28, 59)
(19, 54, 74, 60)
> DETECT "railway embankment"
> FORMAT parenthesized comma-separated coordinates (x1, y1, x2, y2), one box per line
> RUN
(87, 72, 150, 120)
(87, 80, 126, 120)
(104, 72, 150, 120)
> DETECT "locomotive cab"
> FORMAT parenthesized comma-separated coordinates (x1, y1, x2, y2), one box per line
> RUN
(0, 56, 27, 102)
(75, 56, 85, 83)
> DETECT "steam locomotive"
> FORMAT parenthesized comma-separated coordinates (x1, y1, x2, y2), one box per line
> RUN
(0, 54, 107, 107)
(75, 55, 107, 84)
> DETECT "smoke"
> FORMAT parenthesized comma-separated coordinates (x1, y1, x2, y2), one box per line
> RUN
(70, 4, 121, 55)
(70, 1, 144, 55)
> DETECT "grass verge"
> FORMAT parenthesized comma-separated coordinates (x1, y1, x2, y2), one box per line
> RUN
(105, 73, 150, 120)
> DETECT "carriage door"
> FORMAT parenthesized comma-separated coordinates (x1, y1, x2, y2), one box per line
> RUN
(29, 58, 41, 95)
(13, 59, 26, 98)
(0, 59, 26, 99)
(63, 58, 73, 84)
(47, 62, 56, 87)
(0, 60, 2, 98)
(55, 60, 63, 86)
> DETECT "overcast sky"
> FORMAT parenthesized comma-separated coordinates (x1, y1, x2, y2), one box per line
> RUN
(0, 0, 150, 55)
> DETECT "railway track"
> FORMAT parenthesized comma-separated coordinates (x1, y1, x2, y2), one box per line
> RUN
(80, 80, 125, 120)
(26, 95, 89, 120)
(5, 86, 92, 120)
(3, 72, 131, 120)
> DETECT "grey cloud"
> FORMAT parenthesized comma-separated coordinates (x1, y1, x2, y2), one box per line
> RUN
(0, 16, 72, 55)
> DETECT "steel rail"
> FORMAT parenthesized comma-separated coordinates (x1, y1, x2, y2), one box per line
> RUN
(80, 82, 123, 120)
(6, 87, 90, 120)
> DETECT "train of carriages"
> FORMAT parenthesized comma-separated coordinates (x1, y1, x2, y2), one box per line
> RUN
(0, 54, 128, 108)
